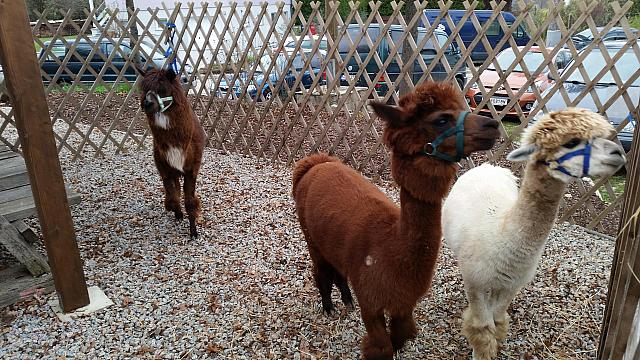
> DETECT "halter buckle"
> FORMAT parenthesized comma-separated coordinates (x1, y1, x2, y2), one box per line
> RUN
(418, 111, 469, 162)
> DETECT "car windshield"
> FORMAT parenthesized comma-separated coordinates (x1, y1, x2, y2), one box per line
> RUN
(576, 28, 596, 40)
(415, 33, 449, 51)
(488, 48, 546, 73)
(285, 39, 327, 51)
(564, 48, 640, 86)
(250, 54, 278, 73)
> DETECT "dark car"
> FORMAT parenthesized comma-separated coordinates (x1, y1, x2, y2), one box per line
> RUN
(217, 50, 326, 101)
(338, 23, 466, 96)
(531, 40, 640, 151)
(423, 9, 531, 63)
(39, 38, 188, 84)
(571, 27, 639, 50)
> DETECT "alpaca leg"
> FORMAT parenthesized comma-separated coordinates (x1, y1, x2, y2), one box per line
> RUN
(389, 311, 418, 352)
(491, 288, 517, 341)
(361, 307, 393, 360)
(462, 286, 497, 360)
(315, 262, 336, 315)
(333, 272, 354, 310)
(183, 171, 201, 239)
(162, 175, 183, 220)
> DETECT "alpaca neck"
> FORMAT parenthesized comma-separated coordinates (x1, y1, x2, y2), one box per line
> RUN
(507, 161, 566, 248)
(398, 188, 444, 255)
(391, 155, 455, 279)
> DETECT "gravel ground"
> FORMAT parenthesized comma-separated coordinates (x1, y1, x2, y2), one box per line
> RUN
(0, 123, 613, 359)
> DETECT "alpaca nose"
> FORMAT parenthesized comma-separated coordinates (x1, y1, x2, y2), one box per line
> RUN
(610, 148, 624, 157)
(480, 117, 499, 129)
(143, 99, 154, 111)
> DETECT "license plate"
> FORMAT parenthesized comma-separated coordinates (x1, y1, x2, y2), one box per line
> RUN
(490, 97, 508, 106)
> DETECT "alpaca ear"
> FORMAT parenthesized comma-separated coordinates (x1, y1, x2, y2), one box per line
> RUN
(166, 68, 177, 82)
(369, 101, 408, 127)
(507, 144, 538, 162)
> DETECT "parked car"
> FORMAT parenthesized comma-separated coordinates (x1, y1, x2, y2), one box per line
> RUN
(571, 26, 639, 50)
(217, 50, 326, 101)
(466, 46, 572, 116)
(39, 38, 189, 84)
(337, 23, 466, 96)
(283, 35, 328, 52)
(530, 40, 640, 151)
(423, 9, 531, 63)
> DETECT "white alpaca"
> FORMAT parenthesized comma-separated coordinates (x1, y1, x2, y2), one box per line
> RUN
(442, 108, 627, 359)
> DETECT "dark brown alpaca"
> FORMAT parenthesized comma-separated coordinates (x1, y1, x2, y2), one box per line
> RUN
(140, 68, 206, 239)
(292, 81, 501, 359)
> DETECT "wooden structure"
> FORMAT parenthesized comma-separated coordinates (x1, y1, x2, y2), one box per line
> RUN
(0, 0, 635, 351)
(0, 0, 89, 312)
(0, 144, 81, 308)
(0, 0, 638, 314)
(599, 116, 640, 359)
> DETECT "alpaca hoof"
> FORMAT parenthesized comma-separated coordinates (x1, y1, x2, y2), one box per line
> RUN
(390, 321, 417, 351)
(190, 231, 199, 240)
(464, 327, 497, 360)
(362, 335, 394, 360)
(174, 211, 184, 221)
(322, 305, 335, 316)
(472, 346, 497, 360)
(345, 301, 355, 311)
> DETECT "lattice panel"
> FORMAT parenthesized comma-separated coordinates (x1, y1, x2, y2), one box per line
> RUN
(0, 0, 638, 232)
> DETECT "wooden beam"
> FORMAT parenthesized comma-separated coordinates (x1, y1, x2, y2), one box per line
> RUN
(0, 266, 55, 309)
(0, 1, 89, 312)
(0, 214, 50, 276)
(0, 189, 81, 222)
(11, 219, 40, 245)
(599, 111, 640, 358)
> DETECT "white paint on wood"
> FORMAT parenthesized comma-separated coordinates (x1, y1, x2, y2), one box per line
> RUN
(49, 286, 114, 321)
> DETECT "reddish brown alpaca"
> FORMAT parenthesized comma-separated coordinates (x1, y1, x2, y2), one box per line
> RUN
(140, 68, 206, 239)
(292, 81, 500, 359)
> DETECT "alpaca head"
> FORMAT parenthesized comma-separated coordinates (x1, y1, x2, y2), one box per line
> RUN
(507, 108, 626, 182)
(370, 81, 500, 165)
(140, 68, 184, 114)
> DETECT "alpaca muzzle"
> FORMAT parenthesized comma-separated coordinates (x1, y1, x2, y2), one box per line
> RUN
(146, 91, 174, 113)
(544, 141, 592, 178)
(419, 111, 468, 162)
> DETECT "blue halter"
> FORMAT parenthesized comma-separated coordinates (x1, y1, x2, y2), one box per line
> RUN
(164, 22, 179, 73)
(418, 111, 468, 162)
(544, 141, 592, 178)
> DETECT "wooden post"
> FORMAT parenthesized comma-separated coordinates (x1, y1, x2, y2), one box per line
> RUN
(598, 108, 640, 358)
(400, 0, 418, 97)
(325, 0, 338, 85)
(0, 0, 90, 312)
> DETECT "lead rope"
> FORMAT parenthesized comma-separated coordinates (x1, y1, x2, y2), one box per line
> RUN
(164, 22, 179, 73)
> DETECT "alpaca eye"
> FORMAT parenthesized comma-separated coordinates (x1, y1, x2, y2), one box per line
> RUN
(435, 117, 449, 127)
(563, 138, 581, 148)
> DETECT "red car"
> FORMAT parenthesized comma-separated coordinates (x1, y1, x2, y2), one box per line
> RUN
(466, 46, 572, 117)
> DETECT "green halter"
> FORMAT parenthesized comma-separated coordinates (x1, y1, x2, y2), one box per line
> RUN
(418, 111, 469, 162)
